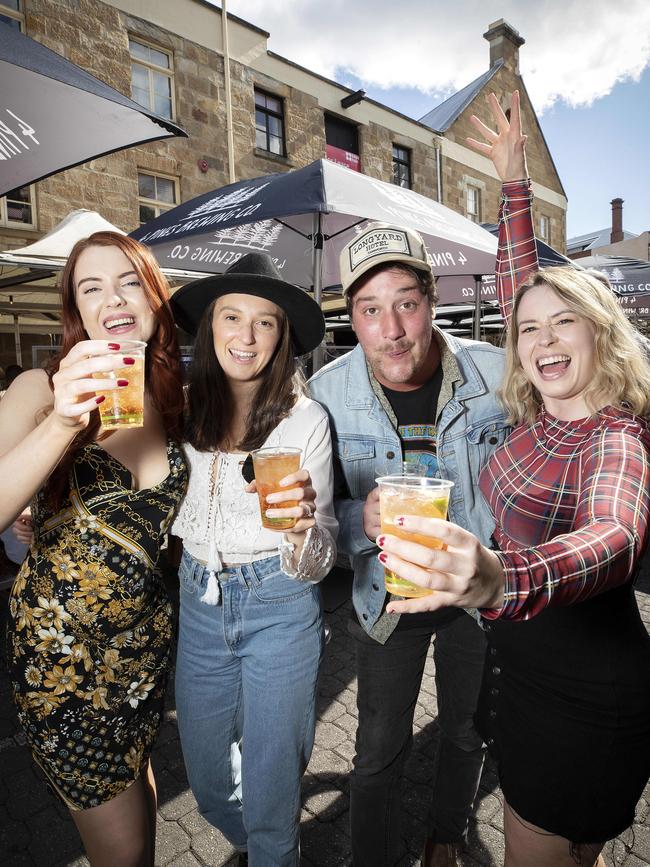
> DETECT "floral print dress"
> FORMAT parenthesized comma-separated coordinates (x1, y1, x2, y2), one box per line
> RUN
(7, 440, 187, 810)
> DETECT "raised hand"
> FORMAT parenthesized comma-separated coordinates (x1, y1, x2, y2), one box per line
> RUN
(51, 340, 134, 431)
(375, 516, 505, 614)
(466, 90, 528, 182)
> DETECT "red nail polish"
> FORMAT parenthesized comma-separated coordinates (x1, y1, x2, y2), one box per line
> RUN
(95, 395, 105, 404)
(123, 357, 135, 365)
(108, 342, 120, 350)
(396, 516, 405, 527)
(376, 535, 385, 547)
(117, 379, 129, 387)
(378, 552, 388, 564)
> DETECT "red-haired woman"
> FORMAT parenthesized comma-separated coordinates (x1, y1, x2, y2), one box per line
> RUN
(1, 232, 187, 867)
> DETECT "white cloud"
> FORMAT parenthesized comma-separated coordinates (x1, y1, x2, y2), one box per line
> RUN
(225, 0, 650, 113)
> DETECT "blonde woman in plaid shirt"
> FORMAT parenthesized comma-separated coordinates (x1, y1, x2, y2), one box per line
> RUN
(379, 93, 650, 867)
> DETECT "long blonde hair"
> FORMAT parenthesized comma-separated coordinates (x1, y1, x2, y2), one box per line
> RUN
(500, 266, 650, 424)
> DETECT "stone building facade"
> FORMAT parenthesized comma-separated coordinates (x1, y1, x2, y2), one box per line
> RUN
(0, 1, 567, 366)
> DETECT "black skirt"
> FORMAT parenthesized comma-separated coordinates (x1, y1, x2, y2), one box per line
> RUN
(476, 582, 650, 843)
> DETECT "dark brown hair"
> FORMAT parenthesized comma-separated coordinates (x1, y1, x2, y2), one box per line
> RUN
(46, 231, 184, 502)
(185, 298, 303, 452)
(346, 262, 438, 316)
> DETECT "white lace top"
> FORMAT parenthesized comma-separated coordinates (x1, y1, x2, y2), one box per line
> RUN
(171, 395, 337, 583)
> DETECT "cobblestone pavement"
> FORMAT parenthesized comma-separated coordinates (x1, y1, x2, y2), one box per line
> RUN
(0, 556, 648, 867)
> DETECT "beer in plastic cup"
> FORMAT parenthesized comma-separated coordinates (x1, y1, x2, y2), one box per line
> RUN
(93, 339, 146, 430)
(376, 475, 455, 598)
(252, 447, 302, 530)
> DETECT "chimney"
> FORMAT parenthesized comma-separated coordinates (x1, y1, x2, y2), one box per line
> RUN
(610, 198, 624, 244)
(483, 19, 525, 74)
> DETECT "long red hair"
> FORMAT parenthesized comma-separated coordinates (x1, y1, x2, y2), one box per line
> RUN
(46, 231, 184, 501)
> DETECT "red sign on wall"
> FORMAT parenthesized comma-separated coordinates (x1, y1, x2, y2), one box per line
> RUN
(326, 144, 361, 172)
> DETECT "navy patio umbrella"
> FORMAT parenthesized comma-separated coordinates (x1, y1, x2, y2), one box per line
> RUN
(0, 20, 186, 196)
(131, 159, 498, 356)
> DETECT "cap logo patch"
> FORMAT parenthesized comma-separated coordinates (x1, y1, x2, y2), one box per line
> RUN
(348, 229, 412, 272)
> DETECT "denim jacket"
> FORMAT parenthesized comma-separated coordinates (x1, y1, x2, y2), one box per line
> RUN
(308, 331, 509, 640)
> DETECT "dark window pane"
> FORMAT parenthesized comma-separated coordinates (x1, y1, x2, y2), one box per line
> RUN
(0, 13, 19, 27)
(255, 128, 267, 150)
(156, 177, 176, 204)
(139, 204, 156, 224)
(255, 90, 267, 108)
(138, 173, 155, 198)
(325, 115, 358, 153)
(0, 1, 21, 12)
(255, 110, 267, 130)
(268, 115, 281, 136)
(266, 96, 281, 113)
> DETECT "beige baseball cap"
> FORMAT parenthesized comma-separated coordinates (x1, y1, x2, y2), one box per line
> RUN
(339, 221, 433, 296)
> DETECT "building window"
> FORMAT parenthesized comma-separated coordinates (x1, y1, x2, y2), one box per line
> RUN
(540, 214, 551, 243)
(0, 0, 24, 29)
(466, 185, 481, 223)
(392, 145, 411, 189)
(0, 185, 35, 228)
(254, 90, 285, 156)
(325, 114, 360, 171)
(129, 38, 174, 120)
(138, 172, 178, 225)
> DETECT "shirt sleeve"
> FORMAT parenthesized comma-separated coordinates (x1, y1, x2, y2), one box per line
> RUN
(496, 179, 539, 327)
(483, 426, 650, 620)
(280, 411, 338, 583)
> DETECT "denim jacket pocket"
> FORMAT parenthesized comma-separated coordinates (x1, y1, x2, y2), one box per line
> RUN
(466, 417, 511, 473)
(178, 548, 207, 596)
(335, 437, 377, 498)
(248, 555, 314, 604)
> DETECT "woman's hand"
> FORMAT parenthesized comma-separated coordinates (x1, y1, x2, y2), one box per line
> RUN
(51, 340, 134, 431)
(11, 508, 33, 546)
(466, 90, 528, 182)
(377, 516, 506, 615)
(246, 468, 317, 536)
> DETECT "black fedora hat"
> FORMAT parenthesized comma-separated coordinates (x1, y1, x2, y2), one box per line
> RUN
(171, 252, 325, 356)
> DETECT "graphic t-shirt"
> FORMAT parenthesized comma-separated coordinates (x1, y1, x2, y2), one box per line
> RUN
(381, 366, 443, 477)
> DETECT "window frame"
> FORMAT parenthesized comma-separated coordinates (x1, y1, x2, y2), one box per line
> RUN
(0, 0, 24, 29)
(129, 36, 175, 121)
(137, 171, 179, 225)
(466, 184, 482, 224)
(392, 144, 412, 189)
(254, 88, 286, 157)
(0, 185, 36, 230)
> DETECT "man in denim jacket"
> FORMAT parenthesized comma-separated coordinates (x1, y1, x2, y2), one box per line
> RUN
(309, 222, 510, 867)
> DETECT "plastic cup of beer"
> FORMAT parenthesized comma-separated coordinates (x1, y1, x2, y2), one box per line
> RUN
(376, 475, 455, 598)
(251, 447, 302, 530)
(93, 339, 146, 430)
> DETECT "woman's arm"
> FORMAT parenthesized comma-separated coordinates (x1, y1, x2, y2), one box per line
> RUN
(0, 342, 135, 530)
(466, 91, 538, 325)
(380, 423, 650, 620)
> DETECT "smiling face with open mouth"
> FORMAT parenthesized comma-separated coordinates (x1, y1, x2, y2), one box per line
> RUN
(211, 293, 282, 388)
(74, 244, 156, 342)
(516, 282, 597, 421)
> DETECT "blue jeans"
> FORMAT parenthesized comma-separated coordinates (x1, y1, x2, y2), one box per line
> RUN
(349, 611, 486, 866)
(175, 548, 324, 867)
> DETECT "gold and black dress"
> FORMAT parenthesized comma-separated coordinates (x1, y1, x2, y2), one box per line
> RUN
(7, 440, 187, 810)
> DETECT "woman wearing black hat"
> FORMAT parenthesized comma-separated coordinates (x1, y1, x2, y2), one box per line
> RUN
(170, 253, 337, 866)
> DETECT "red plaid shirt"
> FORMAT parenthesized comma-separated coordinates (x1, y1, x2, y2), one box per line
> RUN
(480, 181, 650, 620)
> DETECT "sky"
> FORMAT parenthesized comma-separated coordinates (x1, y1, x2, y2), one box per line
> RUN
(224, 0, 650, 239)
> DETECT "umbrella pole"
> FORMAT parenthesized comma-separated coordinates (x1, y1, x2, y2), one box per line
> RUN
(13, 314, 22, 366)
(311, 212, 325, 373)
(473, 277, 481, 341)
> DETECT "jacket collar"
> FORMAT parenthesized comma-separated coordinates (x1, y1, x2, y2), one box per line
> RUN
(343, 328, 490, 410)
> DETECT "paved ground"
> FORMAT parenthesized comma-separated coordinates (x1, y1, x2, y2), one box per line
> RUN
(0, 552, 648, 867)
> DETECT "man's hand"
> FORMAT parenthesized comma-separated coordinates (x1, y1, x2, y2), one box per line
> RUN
(363, 487, 381, 542)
